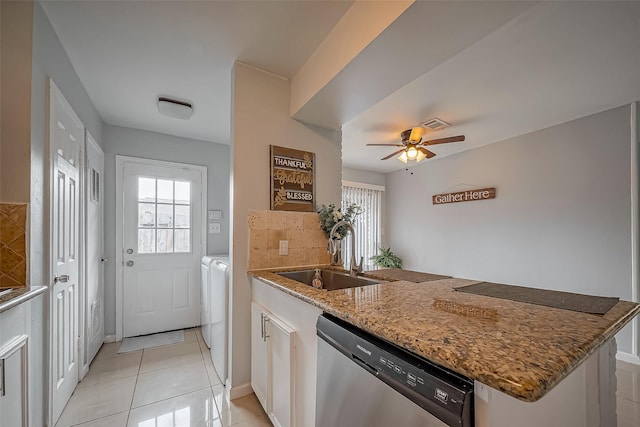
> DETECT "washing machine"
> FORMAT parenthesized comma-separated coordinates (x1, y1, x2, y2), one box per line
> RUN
(201, 254, 229, 383)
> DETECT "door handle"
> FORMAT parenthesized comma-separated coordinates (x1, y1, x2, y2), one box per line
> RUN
(0, 358, 5, 397)
(126, 261, 134, 267)
(263, 316, 270, 342)
(54, 275, 69, 284)
(101, 258, 109, 263)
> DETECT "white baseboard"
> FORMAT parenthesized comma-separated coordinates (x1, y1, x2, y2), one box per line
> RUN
(228, 382, 253, 401)
(616, 351, 640, 365)
(103, 335, 117, 343)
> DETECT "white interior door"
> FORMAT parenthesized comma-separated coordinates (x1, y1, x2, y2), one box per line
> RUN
(49, 80, 82, 424)
(84, 132, 104, 368)
(121, 160, 204, 337)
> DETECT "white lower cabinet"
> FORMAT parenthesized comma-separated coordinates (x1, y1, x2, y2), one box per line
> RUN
(0, 304, 30, 427)
(251, 303, 296, 427)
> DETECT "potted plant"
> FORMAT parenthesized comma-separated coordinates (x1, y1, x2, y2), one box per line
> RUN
(370, 246, 403, 269)
(317, 203, 361, 265)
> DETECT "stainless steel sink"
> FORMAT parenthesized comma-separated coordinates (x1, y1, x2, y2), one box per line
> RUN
(276, 269, 384, 291)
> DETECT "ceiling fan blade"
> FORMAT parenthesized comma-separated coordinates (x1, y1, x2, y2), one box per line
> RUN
(424, 135, 465, 145)
(366, 143, 404, 147)
(381, 148, 406, 160)
(418, 147, 436, 159)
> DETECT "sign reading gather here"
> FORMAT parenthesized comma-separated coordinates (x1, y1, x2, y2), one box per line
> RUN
(432, 187, 496, 205)
(270, 145, 315, 212)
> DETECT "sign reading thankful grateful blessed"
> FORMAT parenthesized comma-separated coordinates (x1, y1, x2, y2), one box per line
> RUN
(270, 145, 315, 212)
(432, 187, 496, 205)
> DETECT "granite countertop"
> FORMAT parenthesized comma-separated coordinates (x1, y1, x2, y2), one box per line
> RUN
(249, 267, 640, 402)
(0, 286, 47, 313)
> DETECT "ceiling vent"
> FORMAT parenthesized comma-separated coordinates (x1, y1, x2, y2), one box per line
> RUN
(421, 117, 450, 131)
(157, 97, 193, 120)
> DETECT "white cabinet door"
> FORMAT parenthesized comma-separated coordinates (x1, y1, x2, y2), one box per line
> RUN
(0, 335, 29, 427)
(251, 303, 269, 410)
(250, 303, 296, 427)
(268, 315, 295, 427)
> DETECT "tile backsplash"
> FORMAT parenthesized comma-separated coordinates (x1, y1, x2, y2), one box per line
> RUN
(248, 209, 330, 269)
(0, 203, 28, 288)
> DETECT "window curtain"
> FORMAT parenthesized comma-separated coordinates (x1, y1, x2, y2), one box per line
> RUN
(341, 183, 383, 270)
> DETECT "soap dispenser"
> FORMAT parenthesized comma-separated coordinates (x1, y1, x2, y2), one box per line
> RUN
(311, 269, 323, 290)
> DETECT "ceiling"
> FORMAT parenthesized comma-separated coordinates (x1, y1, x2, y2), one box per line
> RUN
(42, 1, 640, 174)
(41, 0, 353, 144)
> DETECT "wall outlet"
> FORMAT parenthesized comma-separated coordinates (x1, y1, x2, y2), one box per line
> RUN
(209, 223, 221, 234)
(279, 240, 288, 256)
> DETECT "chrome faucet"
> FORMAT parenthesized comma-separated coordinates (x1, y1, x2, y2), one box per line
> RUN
(329, 220, 363, 277)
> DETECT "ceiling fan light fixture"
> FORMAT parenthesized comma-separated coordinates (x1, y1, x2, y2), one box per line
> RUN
(397, 151, 408, 163)
(409, 126, 425, 142)
(406, 145, 418, 160)
(416, 150, 427, 162)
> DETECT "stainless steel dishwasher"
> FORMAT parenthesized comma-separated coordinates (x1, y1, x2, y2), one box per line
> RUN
(316, 314, 474, 427)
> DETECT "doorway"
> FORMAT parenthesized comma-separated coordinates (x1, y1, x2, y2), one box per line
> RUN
(115, 156, 206, 339)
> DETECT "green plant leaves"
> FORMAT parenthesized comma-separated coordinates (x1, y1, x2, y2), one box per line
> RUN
(369, 246, 403, 268)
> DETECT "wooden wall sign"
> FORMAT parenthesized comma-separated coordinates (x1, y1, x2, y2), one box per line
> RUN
(432, 187, 496, 205)
(270, 145, 315, 212)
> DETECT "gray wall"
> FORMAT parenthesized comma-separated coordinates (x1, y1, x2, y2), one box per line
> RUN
(342, 166, 387, 187)
(31, 0, 104, 286)
(30, 2, 104, 424)
(386, 105, 634, 353)
(102, 124, 230, 335)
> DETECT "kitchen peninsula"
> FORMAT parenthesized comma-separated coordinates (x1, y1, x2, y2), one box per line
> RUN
(249, 266, 639, 427)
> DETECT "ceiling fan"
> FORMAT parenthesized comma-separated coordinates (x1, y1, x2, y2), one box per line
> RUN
(367, 127, 465, 163)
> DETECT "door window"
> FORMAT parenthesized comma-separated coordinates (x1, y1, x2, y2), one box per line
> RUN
(137, 177, 191, 254)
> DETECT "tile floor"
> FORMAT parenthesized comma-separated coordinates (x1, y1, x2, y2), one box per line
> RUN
(617, 360, 640, 427)
(54, 329, 640, 427)
(55, 328, 271, 427)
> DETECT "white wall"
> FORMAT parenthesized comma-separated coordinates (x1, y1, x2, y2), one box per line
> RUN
(229, 63, 342, 392)
(30, 2, 104, 424)
(386, 105, 635, 353)
(102, 124, 230, 335)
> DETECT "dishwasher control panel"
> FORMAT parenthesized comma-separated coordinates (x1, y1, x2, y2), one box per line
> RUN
(363, 343, 466, 410)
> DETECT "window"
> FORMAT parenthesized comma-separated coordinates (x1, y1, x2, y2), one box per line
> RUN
(137, 177, 191, 254)
(341, 181, 384, 269)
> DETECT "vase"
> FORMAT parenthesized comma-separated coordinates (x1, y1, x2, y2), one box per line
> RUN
(328, 238, 343, 266)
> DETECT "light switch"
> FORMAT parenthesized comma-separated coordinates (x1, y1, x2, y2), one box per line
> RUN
(279, 240, 288, 256)
(208, 210, 222, 220)
(209, 223, 221, 234)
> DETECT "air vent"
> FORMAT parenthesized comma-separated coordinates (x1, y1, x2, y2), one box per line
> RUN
(421, 117, 450, 131)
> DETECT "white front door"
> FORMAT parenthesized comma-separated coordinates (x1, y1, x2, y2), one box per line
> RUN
(83, 132, 104, 368)
(49, 81, 82, 424)
(121, 159, 204, 337)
